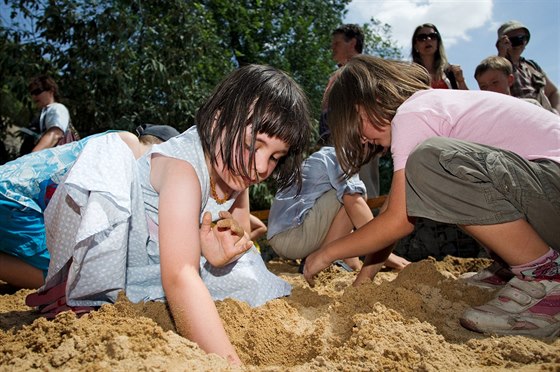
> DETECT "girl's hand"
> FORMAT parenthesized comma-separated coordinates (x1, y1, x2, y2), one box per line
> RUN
(199, 211, 253, 267)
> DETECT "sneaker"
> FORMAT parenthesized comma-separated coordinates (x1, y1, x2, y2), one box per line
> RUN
(460, 260, 514, 289)
(460, 277, 560, 338)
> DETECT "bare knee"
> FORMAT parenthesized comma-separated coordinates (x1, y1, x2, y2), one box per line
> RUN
(0, 253, 44, 289)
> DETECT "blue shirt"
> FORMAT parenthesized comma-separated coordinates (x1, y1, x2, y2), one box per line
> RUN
(267, 146, 366, 239)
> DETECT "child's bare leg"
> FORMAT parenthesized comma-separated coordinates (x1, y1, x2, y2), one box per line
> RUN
(460, 219, 560, 337)
(460, 219, 549, 266)
(0, 252, 44, 289)
(321, 206, 362, 270)
(343, 257, 363, 271)
(322, 205, 353, 244)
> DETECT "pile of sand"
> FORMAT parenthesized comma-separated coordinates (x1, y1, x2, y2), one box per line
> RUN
(0, 257, 558, 371)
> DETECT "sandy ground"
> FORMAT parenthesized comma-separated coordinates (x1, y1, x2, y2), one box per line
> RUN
(0, 256, 558, 371)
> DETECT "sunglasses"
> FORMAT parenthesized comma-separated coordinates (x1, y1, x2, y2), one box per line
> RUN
(509, 34, 528, 47)
(415, 32, 438, 42)
(30, 88, 45, 96)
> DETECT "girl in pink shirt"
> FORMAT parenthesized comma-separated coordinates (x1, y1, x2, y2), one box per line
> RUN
(304, 54, 560, 339)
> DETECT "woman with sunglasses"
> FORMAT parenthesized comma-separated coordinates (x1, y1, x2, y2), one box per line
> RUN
(27, 75, 79, 154)
(496, 20, 559, 114)
(411, 23, 468, 90)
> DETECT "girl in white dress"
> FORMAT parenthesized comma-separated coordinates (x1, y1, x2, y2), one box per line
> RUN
(26, 64, 312, 365)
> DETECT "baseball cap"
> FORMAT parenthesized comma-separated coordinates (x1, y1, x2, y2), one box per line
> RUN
(135, 124, 180, 142)
(497, 20, 531, 43)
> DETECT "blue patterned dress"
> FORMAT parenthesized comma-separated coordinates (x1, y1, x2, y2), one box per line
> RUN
(0, 133, 103, 274)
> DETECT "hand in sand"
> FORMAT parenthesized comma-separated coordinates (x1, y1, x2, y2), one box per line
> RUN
(199, 211, 253, 267)
(302, 250, 332, 287)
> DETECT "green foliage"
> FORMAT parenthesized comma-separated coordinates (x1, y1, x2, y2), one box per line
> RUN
(363, 18, 403, 59)
(1, 0, 352, 136)
(1, 0, 402, 203)
(378, 153, 394, 195)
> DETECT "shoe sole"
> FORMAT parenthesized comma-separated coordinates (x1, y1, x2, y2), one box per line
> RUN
(460, 316, 560, 339)
(25, 282, 66, 307)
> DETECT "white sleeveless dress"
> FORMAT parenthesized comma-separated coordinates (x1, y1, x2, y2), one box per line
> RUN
(42, 127, 290, 307)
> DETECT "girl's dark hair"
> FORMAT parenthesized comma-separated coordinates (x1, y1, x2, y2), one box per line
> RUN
(196, 64, 311, 190)
(327, 55, 430, 176)
(28, 75, 60, 101)
(411, 23, 449, 79)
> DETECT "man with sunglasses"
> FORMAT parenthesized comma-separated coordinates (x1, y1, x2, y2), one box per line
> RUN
(496, 20, 559, 114)
(26, 75, 78, 154)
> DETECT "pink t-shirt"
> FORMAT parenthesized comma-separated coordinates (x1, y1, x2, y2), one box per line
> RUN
(391, 89, 560, 171)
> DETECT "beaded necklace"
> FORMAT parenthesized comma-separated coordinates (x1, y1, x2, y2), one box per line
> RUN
(209, 176, 230, 204)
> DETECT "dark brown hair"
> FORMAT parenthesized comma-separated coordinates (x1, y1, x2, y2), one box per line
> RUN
(332, 24, 364, 53)
(196, 64, 312, 190)
(28, 75, 60, 101)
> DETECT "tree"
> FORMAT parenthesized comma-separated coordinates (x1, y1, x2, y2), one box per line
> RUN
(1, 0, 234, 135)
(1, 0, 402, 202)
(363, 17, 402, 60)
(2, 0, 351, 137)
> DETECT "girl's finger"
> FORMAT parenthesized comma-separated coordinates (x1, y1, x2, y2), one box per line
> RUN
(200, 211, 213, 234)
(216, 218, 244, 237)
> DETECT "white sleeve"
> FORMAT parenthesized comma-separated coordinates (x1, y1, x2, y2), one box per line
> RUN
(43, 103, 70, 132)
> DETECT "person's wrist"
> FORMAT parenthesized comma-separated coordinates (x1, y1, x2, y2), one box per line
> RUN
(319, 242, 336, 264)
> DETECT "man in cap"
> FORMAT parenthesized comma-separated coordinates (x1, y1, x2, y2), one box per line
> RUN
(496, 20, 559, 114)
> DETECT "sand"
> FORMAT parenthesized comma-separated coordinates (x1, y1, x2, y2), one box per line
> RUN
(0, 256, 558, 371)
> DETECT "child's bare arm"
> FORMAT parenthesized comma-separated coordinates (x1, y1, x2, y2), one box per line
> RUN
(304, 170, 415, 286)
(151, 155, 241, 365)
(249, 214, 267, 241)
(229, 188, 251, 234)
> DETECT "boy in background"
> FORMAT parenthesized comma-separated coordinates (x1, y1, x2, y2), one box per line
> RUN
(474, 56, 552, 112)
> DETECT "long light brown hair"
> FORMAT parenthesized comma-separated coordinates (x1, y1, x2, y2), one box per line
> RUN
(327, 55, 430, 176)
(411, 23, 449, 80)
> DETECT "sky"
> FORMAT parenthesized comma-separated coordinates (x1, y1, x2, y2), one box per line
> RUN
(344, 0, 560, 91)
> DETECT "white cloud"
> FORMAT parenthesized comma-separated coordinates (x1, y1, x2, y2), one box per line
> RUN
(345, 0, 493, 53)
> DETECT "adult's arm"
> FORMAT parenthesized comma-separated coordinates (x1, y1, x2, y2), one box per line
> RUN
(449, 65, 469, 90)
(544, 79, 560, 114)
(32, 127, 64, 152)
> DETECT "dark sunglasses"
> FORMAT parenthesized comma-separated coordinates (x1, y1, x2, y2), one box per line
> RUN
(30, 88, 45, 96)
(415, 32, 438, 42)
(509, 34, 528, 47)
